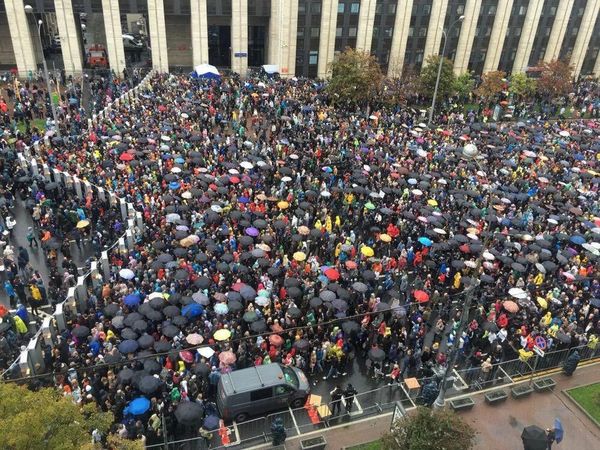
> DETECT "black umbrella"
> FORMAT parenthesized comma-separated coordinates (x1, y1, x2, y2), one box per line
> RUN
(310, 297, 323, 308)
(72, 326, 90, 339)
(521, 425, 547, 450)
(137, 334, 155, 349)
(287, 287, 302, 298)
(121, 328, 139, 340)
(118, 339, 139, 354)
(175, 401, 205, 426)
(117, 367, 135, 383)
(138, 375, 161, 394)
(287, 307, 302, 318)
(143, 359, 162, 374)
(368, 347, 385, 362)
(293, 339, 310, 351)
(124, 312, 143, 327)
(172, 315, 188, 327)
(342, 321, 360, 335)
(193, 363, 211, 378)
(163, 324, 180, 338)
(250, 319, 267, 333)
(154, 340, 172, 352)
(163, 305, 180, 318)
(103, 304, 120, 318)
(352, 282, 368, 293)
(229, 300, 244, 312)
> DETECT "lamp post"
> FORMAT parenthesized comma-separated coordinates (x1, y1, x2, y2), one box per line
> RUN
(433, 143, 488, 409)
(427, 15, 464, 126)
(24, 4, 61, 136)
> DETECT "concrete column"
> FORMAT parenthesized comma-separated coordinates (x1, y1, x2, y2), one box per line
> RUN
(453, 0, 482, 74)
(148, 0, 169, 72)
(594, 46, 600, 78)
(317, 0, 339, 78)
(54, 0, 83, 75)
(483, 0, 514, 72)
(544, 0, 574, 62)
(135, 211, 145, 232)
(571, 0, 600, 78)
(101, 251, 111, 280)
(191, 0, 209, 66)
(423, 0, 449, 61)
(101, 0, 126, 74)
(73, 176, 83, 199)
(125, 229, 134, 248)
(119, 197, 127, 219)
(388, 0, 414, 77)
(5, 0, 37, 78)
(97, 186, 106, 202)
(356, 0, 377, 52)
(231, 0, 249, 76)
(268, 0, 299, 77)
(55, 302, 66, 331)
(513, 0, 545, 73)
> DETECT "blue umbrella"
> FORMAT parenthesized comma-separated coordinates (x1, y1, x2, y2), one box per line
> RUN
(125, 397, 151, 416)
(175, 157, 185, 164)
(554, 418, 564, 443)
(238, 196, 250, 204)
(181, 303, 204, 318)
(118, 339, 139, 354)
(169, 181, 181, 190)
(418, 237, 432, 247)
(203, 414, 220, 430)
(124, 294, 141, 307)
(570, 236, 585, 245)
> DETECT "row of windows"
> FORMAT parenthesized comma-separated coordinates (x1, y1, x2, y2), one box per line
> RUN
(298, 2, 361, 14)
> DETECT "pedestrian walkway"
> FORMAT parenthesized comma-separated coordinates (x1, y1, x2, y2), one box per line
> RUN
(245, 362, 600, 450)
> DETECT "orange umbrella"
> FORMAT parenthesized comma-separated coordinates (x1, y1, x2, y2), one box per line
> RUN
(324, 268, 340, 281)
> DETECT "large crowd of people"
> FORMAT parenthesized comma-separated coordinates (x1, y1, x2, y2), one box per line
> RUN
(0, 69, 599, 446)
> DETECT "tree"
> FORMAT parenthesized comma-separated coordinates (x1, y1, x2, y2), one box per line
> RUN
(509, 73, 537, 100)
(381, 407, 476, 450)
(453, 72, 475, 101)
(475, 70, 506, 99)
(0, 383, 114, 450)
(381, 66, 421, 106)
(327, 48, 384, 106)
(536, 59, 573, 99)
(419, 55, 456, 99)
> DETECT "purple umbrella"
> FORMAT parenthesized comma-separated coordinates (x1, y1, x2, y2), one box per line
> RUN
(245, 227, 259, 237)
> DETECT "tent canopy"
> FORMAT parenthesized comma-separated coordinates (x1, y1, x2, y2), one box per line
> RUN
(262, 64, 279, 75)
(193, 64, 220, 79)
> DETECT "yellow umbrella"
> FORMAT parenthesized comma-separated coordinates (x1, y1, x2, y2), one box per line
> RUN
(213, 329, 231, 341)
(536, 296, 548, 309)
(293, 251, 306, 262)
(361, 246, 374, 257)
(427, 199, 438, 207)
(277, 201, 289, 210)
(76, 219, 90, 229)
(379, 233, 392, 243)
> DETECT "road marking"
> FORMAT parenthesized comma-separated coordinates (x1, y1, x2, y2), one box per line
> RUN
(340, 397, 363, 416)
(289, 406, 301, 435)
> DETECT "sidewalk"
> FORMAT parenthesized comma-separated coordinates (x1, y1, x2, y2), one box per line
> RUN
(251, 361, 600, 450)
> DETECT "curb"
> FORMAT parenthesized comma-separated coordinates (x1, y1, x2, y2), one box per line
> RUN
(563, 383, 600, 430)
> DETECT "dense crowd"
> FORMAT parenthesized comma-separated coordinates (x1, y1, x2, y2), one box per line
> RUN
(0, 70, 599, 446)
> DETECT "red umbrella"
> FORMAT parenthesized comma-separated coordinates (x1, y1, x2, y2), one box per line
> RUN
(325, 268, 340, 281)
(414, 290, 429, 303)
(345, 261, 357, 269)
(119, 153, 134, 161)
(229, 176, 240, 184)
(497, 313, 509, 328)
(269, 334, 283, 347)
(179, 350, 194, 363)
(232, 282, 245, 292)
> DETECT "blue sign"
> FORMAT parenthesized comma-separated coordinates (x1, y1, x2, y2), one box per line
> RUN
(234, 52, 248, 58)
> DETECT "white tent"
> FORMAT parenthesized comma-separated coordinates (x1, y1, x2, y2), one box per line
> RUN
(262, 64, 279, 75)
(193, 64, 220, 79)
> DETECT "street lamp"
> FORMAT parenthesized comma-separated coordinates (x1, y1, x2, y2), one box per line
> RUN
(433, 143, 490, 409)
(24, 4, 61, 136)
(427, 15, 464, 126)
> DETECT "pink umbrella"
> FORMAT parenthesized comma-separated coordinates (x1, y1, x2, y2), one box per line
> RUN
(186, 333, 204, 345)
(503, 300, 519, 313)
(269, 334, 284, 347)
(219, 351, 237, 365)
(179, 350, 194, 363)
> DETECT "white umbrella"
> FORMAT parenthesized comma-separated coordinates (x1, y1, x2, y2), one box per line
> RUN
(240, 161, 254, 169)
(198, 347, 215, 358)
(508, 287, 527, 299)
(255, 296, 270, 307)
(119, 268, 135, 280)
(148, 292, 165, 300)
(166, 213, 180, 223)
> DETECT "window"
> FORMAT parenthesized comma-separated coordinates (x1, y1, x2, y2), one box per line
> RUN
(349, 27, 357, 37)
(474, 27, 479, 37)
(275, 385, 293, 395)
(514, 27, 521, 37)
(416, 51, 424, 63)
(408, 27, 414, 37)
(578, 7, 584, 16)
(336, 27, 343, 37)
(457, 5, 464, 15)
(519, 6, 527, 15)
(311, 2, 321, 14)
(571, 27, 579, 36)
(488, 5, 496, 15)
(250, 388, 272, 401)
(485, 27, 491, 37)
(384, 27, 393, 38)
(480, 50, 486, 61)
(373, 27, 380, 38)
(309, 50, 318, 64)
(338, 3, 345, 13)
(418, 27, 427, 37)
(297, 27, 305, 38)
(423, 4, 431, 15)
(376, 3, 383, 14)
(350, 3, 360, 14)
(550, 6, 557, 15)
(298, 3, 306, 13)
(545, 27, 551, 36)
(311, 27, 320, 38)
(388, 4, 397, 14)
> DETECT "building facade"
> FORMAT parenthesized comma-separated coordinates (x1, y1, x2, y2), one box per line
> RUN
(1, 0, 599, 78)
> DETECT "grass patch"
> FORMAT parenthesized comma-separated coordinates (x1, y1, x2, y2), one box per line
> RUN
(568, 383, 600, 422)
(347, 441, 382, 450)
(16, 118, 46, 133)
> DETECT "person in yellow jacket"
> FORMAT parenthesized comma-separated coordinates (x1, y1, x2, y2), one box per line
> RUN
(534, 272, 544, 286)
(334, 242, 342, 258)
(314, 219, 322, 230)
(29, 284, 43, 315)
(335, 215, 341, 229)
(325, 216, 332, 233)
(14, 315, 28, 334)
(453, 272, 462, 289)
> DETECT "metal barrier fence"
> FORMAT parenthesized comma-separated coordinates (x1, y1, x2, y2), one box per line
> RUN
(146, 343, 600, 449)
